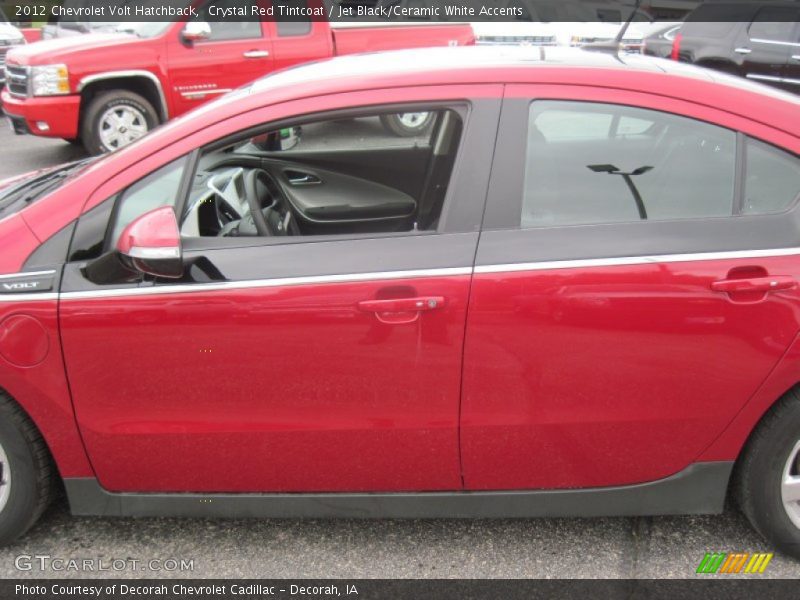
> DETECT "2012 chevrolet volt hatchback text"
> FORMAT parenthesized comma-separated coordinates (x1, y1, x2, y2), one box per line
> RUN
(0, 47, 799, 558)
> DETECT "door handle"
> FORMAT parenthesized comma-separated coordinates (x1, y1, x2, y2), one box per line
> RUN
(358, 296, 445, 313)
(243, 50, 269, 58)
(734, 47, 752, 54)
(711, 275, 796, 294)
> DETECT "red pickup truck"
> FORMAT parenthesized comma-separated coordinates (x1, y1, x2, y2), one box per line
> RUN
(2, 8, 473, 154)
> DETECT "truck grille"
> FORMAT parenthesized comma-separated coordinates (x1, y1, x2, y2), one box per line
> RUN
(0, 49, 7, 85)
(5, 64, 28, 97)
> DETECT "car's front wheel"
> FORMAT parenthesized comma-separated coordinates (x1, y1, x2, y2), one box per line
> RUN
(0, 393, 55, 545)
(82, 90, 158, 155)
(736, 389, 800, 559)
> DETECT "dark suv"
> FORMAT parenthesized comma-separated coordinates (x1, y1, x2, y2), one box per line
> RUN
(646, 2, 800, 94)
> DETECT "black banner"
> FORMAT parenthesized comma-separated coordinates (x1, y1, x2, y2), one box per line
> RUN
(3, 580, 800, 600)
(2, 0, 799, 24)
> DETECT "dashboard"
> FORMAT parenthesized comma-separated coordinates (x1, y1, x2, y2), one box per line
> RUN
(180, 157, 418, 239)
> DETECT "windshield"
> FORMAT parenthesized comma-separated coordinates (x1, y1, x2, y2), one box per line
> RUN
(110, 0, 182, 37)
(0, 158, 97, 218)
(114, 21, 172, 37)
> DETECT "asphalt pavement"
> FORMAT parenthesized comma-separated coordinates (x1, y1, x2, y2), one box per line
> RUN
(1, 123, 799, 580)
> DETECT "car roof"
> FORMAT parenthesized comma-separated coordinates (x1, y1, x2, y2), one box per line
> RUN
(250, 46, 669, 93)
(247, 46, 799, 107)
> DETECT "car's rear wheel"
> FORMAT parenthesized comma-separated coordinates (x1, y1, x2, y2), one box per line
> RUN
(736, 389, 800, 559)
(82, 90, 158, 155)
(0, 393, 55, 545)
(380, 112, 434, 137)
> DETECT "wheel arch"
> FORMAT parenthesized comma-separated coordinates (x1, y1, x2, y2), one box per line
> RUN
(698, 330, 800, 468)
(77, 72, 169, 124)
(0, 377, 94, 482)
(0, 386, 59, 477)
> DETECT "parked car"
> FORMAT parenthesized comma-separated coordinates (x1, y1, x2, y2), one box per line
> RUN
(0, 46, 799, 557)
(471, 0, 654, 51)
(0, 9, 26, 89)
(648, 1, 800, 93)
(641, 21, 681, 59)
(1, 0, 473, 154)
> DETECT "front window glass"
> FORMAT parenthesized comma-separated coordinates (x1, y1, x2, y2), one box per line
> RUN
(180, 107, 464, 239)
(194, 0, 262, 40)
(108, 157, 188, 245)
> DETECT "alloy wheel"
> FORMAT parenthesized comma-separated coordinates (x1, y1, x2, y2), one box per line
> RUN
(0, 441, 11, 514)
(782, 439, 800, 529)
(98, 105, 149, 151)
(397, 112, 430, 129)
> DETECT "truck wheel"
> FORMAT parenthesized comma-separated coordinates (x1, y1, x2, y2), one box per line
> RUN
(0, 393, 55, 545)
(82, 90, 158, 155)
(736, 389, 800, 559)
(380, 112, 434, 137)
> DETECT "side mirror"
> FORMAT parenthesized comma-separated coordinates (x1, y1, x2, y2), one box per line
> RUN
(182, 21, 211, 43)
(116, 206, 183, 279)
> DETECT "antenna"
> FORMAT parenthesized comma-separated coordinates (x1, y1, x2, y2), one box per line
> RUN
(584, 0, 645, 55)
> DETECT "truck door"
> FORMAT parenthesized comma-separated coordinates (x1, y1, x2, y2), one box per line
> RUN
(166, 0, 274, 116)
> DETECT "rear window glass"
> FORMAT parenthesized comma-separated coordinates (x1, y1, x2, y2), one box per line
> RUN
(743, 138, 800, 215)
(521, 101, 737, 228)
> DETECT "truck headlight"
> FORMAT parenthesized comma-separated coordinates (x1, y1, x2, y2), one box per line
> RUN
(30, 64, 70, 96)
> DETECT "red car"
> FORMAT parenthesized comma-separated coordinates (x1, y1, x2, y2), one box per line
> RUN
(0, 47, 799, 558)
(1, 2, 474, 154)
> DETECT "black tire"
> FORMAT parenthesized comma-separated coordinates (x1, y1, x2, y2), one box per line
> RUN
(0, 393, 55, 545)
(735, 389, 800, 559)
(380, 112, 434, 137)
(62, 137, 82, 146)
(81, 90, 158, 156)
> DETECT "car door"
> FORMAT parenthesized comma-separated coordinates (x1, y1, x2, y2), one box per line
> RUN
(735, 6, 799, 92)
(461, 85, 800, 491)
(166, 0, 274, 116)
(59, 88, 501, 493)
(784, 21, 800, 91)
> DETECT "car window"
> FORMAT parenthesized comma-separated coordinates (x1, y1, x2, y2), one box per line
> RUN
(522, 101, 737, 228)
(276, 0, 312, 36)
(534, 109, 654, 142)
(108, 157, 188, 245)
(743, 138, 800, 215)
(195, 0, 262, 41)
(748, 8, 799, 43)
(181, 107, 464, 239)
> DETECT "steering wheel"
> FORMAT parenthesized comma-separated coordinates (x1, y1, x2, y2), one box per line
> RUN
(243, 168, 279, 236)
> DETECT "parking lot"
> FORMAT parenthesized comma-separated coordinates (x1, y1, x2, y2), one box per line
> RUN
(0, 122, 799, 580)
